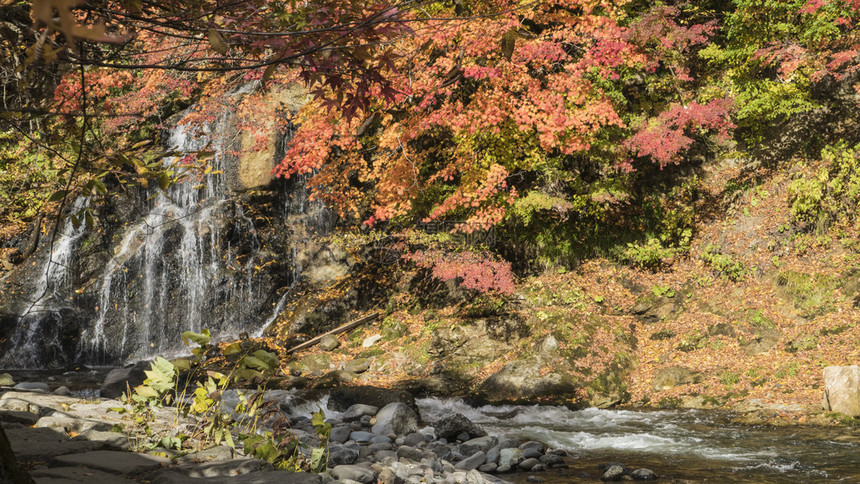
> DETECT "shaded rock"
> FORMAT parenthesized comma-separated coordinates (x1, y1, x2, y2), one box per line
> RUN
(349, 431, 375, 443)
(100, 364, 147, 399)
(0, 410, 39, 426)
(70, 429, 131, 450)
(330, 425, 351, 443)
(651, 366, 701, 391)
(343, 404, 379, 424)
(823, 365, 860, 417)
(315, 370, 357, 387)
(6, 427, 100, 460)
(396, 445, 424, 462)
(55, 450, 170, 474)
(30, 466, 137, 483)
(433, 412, 487, 441)
(331, 464, 376, 483)
(53, 385, 72, 396)
(455, 451, 487, 471)
(319, 334, 340, 351)
(344, 358, 371, 374)
(403, 432, 425, 447)
(330, 445, 360, 466)
(707, 322, 736, 337)
(153, 470, 322, 484)
(371, 403, 419, 436)
(325, 386, 416, 413)
(0, 373, 14, 386)
(478, 463, 497, 473)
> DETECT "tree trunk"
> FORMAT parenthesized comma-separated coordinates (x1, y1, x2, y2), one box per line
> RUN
(0, 425, 32, 484)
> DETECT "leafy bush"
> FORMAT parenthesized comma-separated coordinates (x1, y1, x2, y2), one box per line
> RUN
(701, 245, 748, 281)
(788, 143, 860, 231)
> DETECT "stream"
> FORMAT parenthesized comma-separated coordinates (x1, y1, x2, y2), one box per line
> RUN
(416, 397, 860, 483)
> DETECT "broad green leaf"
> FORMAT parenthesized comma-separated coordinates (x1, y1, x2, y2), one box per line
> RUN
(182, 329, 211, 347)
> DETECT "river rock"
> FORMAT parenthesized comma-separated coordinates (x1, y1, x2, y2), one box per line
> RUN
(372, 403, 419, 436)
(12, 382, 49, 393)
(319, 334, 340, 351)
(100, 364, 148, 399)
(822, 365, 860, 417)
(518, 457, 539, 470)
(330, 424, 352, 443)
(631, 468, 657, 480)
(651, 366, 702, 391)
(460, 436, 497, 455)
(403, 432, 425, 447)
(343, 404, 379, 422)
(455, 451, 487, 471)
(345, 358, 371, 374)
(331, 464, 376, 483)
(0, 373, 14, 386)
(330, 445, 360, 465)
(53, 385, 72, 396)
(433, 412, 487, 440)
(498, 448, 523, 468)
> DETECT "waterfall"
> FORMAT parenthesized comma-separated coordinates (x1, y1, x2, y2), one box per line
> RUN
(0, 93, 323, 368)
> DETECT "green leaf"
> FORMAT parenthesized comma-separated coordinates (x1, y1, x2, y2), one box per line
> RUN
(310, 446, 327, 473)
(182, 329, 211, 347)
(241, 355, 270, 372)
(48, 190, 67, 202)
(222, 342, 242, 356)
(133, 385, 159, 400)
(144, 357, 176, 394)
(171, 358, 192, 371)
(252, 349, 279, 370)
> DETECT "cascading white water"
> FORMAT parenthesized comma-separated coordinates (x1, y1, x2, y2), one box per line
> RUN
(77, 111, 258, 364)
(0, 199, 89, 367)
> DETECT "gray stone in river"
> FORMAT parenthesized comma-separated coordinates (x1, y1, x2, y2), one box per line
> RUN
(403, 432, 425, 447)
(349, 430, 375, 443)
(433, 412, 487, 441)
(601, 464, 627, 481)
(538, 453, 564, 466)
(370, 434, 392, 444)
(455, 450, 487, 471)
(12, 382, 49, 393)
(331, 464, 377, 483)
(631, 468, 657, 480)
(518, 457, 539, 470)
(498, 448, 523, 468)
(460, 436, 497, 456)
(53, 385, 72, 396)
(330, 424, 352, 443)
(342, 403, 379, 422)
(329, 445, 360, 466)
(478, 463, 497, 473)
(371, 402, 419, 436)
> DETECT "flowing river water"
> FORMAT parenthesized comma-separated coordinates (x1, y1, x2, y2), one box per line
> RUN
(416, 398, 860, 483)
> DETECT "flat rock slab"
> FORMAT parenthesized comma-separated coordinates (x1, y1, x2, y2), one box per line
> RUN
(6, 427, 101, 460)
(0, 409, 40, 425)
(161, 458, 273, 478)
(31, 466, 138, 484)
(151, 470, 324, 484)
(55, 450, 170, 475)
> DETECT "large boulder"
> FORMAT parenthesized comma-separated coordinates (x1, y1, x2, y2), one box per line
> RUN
(651, 366, 702, 391)
(371, 402, 419, 436)
(476, 357, 579, 404)
(100, 363, 148, 399)
(823, 365, 860, 417)
(324, 386, 416, 413)
(433, 412, 487, 441)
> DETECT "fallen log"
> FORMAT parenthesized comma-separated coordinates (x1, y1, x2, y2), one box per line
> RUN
(286, 312, 380, 354)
